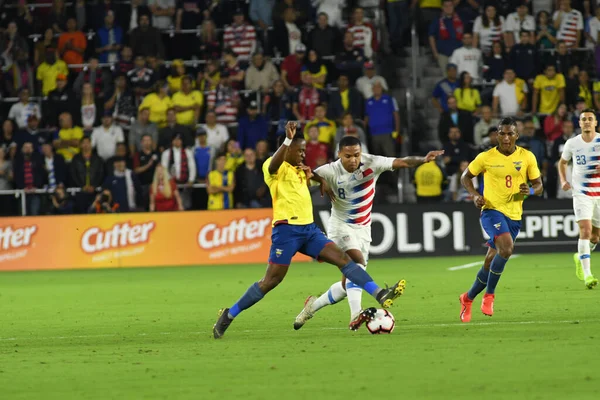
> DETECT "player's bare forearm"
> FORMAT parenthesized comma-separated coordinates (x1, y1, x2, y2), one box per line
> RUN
(394, 150, 444, 168)
(558, 158, 568, 185)
(267, 142, 289, 175)
(461, 169, 479, 198)
(530, 177, 543, 196)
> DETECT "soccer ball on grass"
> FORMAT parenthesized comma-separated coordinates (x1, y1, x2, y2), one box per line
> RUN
(366, 309, 395, 334)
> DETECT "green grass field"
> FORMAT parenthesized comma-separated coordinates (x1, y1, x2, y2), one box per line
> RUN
(0, 253, 598, 400)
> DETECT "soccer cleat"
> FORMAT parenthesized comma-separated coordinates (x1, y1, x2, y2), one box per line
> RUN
(481, 293, 495, 316)
(213, 308, 233, 339)
(574, 253, 584, 281)
(459, 292, 473, 323)
(293, 296, 317, 330)
(348, 307, 377, 331)
(585, 275, 599, 289)
(377, 280, 407, 308)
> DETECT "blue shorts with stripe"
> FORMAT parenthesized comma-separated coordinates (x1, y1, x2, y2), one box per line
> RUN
(480, 210, 521, 249)
(269, 223, 333, 266)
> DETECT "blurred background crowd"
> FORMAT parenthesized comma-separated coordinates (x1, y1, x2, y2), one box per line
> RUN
(0, 0, 596, 216)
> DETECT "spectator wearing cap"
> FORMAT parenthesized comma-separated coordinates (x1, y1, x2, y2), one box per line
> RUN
(133, 134, 160, 209)
(238, 101, 269, 151)
(504, 2, 536, 48)
(161, 132, 196, 209)
(70, 136, 105, 212)
(245, 52, 280, 93)
(41, 141, 67, 191)
(44, 73, 76, 128)
(128, 55, 156, 98)
(105, 73, 136, 128)
(492, 69, 528, 117)
(200, 111, 230, 154)
(449, 32, 482, 83)
(347, 7, 379, 60)
(223, 9, 257, 61)
(438, 96, 473, 145)
(303, 104, 336, 147)
(8, 88, 41, 130)
(158, 108, 194, 151)
(54, 112, 84, 163)
(167, 59, 186, 93)
(36, 49, 69, 96)
(139, 80, 173, 128)
(148, 0, 176, 30)
(16, 114, 45, 153)
(103, 156, 141, 213)
(327, 74, 364, 122)
(6, 49, 35, 98)
(281, 43, 306, 91)
(309, 12, 342, 59)
(292, 72, 327, 125)
(91, 112, 125, 161)
(336, 31, 367, 84)
(428, 0, 464, 71)
(207, 153, 235, 211)
(13, 141, 44, 215)
(432, 63, 458, 113)
(356, 61, 389, 100)
(58, 17, 87, 71)
(206, 71, 240, 125)
(270, 7, 304, 58)
(129, 108, 159, 154)
(553, 0, 583, 48)
(96, 10, 123, 64)
(473, 106, 499, 147)
(365, 81, 400, 157)
(172, 75, 203, 127)
(532, 64, 566, 116)
(194, 130, 213, 183)
(235, 148, 270, 209)
(130, 12, 165, 58)
(509, 30, 538, 84)
(223, 48, 245, 91)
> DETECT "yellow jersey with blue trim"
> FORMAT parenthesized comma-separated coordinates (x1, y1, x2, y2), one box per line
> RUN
(468, 146, 541, 221)
(263, 157, 314, 226)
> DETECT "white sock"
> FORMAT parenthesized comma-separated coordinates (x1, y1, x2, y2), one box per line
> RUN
(591, 241, 598, 252)
(578, 239, 592, 279)
(347, 263, 366, 320)
(310, 281, 347, 313)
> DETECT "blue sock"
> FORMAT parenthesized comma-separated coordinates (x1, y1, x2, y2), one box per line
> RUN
(228, 282, 265, 319)
(467, 267, 488, 300)
(486, 255, 508, 295)
(340, 262, 380, 296)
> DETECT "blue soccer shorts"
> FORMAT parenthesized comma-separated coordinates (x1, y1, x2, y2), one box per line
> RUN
(480, 210, 522, 249)
(268, 223, 333, 266)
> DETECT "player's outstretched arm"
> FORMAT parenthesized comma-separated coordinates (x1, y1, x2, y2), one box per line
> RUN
(392, 150, 445, 169)
(461, 168, 485, 208)
(309, 171, 335, 202)
(268, 121, 297, 175)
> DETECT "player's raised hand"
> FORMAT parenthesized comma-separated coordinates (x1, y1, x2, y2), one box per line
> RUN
(285, 121, 297, 139)
(519, 183, 530, 195)
(473, 194, 486, 209)
(424, 150, 445, 162)
(561, 181, 572, 191)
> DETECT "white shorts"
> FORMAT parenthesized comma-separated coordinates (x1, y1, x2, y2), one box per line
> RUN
(328, 223, 372, 264)
(573, 196, 600, 226)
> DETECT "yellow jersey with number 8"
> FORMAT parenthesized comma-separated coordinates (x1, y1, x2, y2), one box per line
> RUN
(468, 147, 541, 220)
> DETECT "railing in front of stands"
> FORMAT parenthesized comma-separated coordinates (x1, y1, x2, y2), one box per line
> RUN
(0, 183, 207, 216)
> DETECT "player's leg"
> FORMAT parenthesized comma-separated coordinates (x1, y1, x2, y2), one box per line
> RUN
(343, 248, 368, 321)
(573, 196, 598, 288)
(459, 236, 496, 322)
(213, 225, 298, 339)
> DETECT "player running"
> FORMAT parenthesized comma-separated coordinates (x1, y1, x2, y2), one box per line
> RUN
(213, 122, 406, 339)
(458, 117, 543, 322)
(293, 136, 444, 330)
(558, 109, 600, 289)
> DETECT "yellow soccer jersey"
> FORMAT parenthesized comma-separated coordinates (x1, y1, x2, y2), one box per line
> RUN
(468, 146, 541, 220)
(207, 170, 234, 210)
(172, 90, 204, 126)
(263, 157, 314, 226)
(534, 73, 566, 115)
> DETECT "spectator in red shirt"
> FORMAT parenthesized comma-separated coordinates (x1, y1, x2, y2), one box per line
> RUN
(13, 141, 45, 216)
(304, 125, 329, 170)
(544, 103, 569, 142)
(222, 48, 245, 90)
(281, 43, 306, 91)
(149, 164, 184, 211)
(292, 72, 326, 124)
(347, 7, 379, 60)
(222, 8, 257, 62)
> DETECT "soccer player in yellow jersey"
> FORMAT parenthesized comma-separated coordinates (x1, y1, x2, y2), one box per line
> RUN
(458, 117, 543, 322)
(213, 122, 407, 338)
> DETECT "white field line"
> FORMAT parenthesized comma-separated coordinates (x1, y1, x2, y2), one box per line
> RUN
(0, 319, 590, 342)
(448, 254, 521, 271)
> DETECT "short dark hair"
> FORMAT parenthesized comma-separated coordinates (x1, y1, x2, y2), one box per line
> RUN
(499, 117, 517, 129)
(338, 136, 362, 150)
(582, 108, 597, 115)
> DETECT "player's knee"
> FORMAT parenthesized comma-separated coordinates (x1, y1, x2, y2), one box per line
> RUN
(580, 228, 592, 240)
(498, 244, 513, 259)
(260, 274, 284, 292)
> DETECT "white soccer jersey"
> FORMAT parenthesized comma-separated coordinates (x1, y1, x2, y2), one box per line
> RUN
(560, 133, 600, 197)
(315, 153, 395, 228)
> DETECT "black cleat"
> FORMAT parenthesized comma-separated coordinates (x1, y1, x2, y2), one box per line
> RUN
(213, 308, 233, 339)
(348, 307, 377, 331)
(376, 280, 406, 308)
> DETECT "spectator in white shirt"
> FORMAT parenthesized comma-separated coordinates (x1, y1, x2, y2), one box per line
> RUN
(312, 0, 346, 28)
(91, 112, 125, 161)
(585, 7, 600, 50)
(8, 88, 41, 129)
(148, 0, 176, 30)
(449, 32, 483, 82)
(553, 0, 583, 47)
(504, 2, 536, 49)
(200, 111, 230, 153)
(473, 5, 505, 56)
(355, 61, 389, 100)
(492, 68, 528, 117)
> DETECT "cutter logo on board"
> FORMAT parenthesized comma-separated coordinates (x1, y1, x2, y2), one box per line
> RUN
(198, 217, 271, 250)
(0, 225, 38, 251)
(81, 222, 156, 254)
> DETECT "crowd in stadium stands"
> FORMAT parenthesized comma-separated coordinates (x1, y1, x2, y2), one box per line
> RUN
(0, 0, 598, 215)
